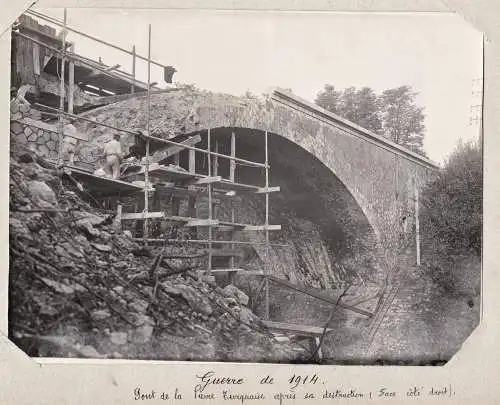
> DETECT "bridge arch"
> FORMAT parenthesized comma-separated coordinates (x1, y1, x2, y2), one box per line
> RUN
(78, 88, 436, 279)
(185, 126, 385, 283)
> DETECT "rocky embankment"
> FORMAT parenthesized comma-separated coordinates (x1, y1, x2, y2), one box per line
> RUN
(8, 146, 307, 362)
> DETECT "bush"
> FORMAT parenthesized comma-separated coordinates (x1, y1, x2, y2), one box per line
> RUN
(420, 138, 482, 296)
(421, 138, 482, 258)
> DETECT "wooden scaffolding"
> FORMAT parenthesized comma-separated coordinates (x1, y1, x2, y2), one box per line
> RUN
(13, 9, 392, 361)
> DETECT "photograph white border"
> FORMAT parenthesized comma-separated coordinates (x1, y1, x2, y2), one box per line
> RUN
(1, 1, 498, 404)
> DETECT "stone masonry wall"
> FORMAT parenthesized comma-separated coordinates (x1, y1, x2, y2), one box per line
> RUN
(10, 100, 59, 160)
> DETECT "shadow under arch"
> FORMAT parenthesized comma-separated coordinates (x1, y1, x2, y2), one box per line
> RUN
(179, 126, 385, 285)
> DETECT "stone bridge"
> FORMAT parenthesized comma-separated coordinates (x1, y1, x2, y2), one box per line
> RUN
(75, 87, 438, 282)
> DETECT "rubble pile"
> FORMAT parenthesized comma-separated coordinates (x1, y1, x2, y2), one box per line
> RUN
(9, 147, 305, 362)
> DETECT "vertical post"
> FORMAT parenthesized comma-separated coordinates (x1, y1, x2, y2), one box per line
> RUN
(213, 140, 219, 176)
(57, 9, 67, 166)
(394, 154, 399, 201)
(143, 25, 152, 246)
(114, 203, 122, 231)
(189, 149, 196, 173)
(264, 130, 270, 320)
(68, 42, 75, 114)
(230, 131, 236, 182)
(131, 45, 136, 94)
(415, 185, 420, 266)
(229, 131, 236, 274)
(207, 129, 213, 274)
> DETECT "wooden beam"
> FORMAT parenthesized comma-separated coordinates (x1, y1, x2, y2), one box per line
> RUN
(255, 186, 280, 194)
(195, 176, 222, 185)
(33, 42, 41, 75)
(121, 212, 165, 220)
(68, 43, 75, 114)
(242, 225, 281, 231)
(262, 321, 334, 337)
(131, 45, 136, 94)
(149, 134, 202, 164)
(135, 238, 289, 247)
(230, 131, 236, 182)
(208, 269, 264, 275)
(266, 276, 373, 318)
(189, 149, 196, 173)
(213, 140, 219, 176)
(185, 219, 219, 227)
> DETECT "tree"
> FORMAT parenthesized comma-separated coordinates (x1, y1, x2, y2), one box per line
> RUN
(314, 84, 426, 156)
(380, 86, 426, 156)
(341, 87, 382, 134)
(315, 84, 341, 115)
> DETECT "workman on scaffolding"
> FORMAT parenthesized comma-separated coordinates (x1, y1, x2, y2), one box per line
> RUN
(62, 121, 79, 165)
(103, 133, 123, 179)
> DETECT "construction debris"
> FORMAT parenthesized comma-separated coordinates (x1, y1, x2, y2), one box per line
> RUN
(9, 147, 306, 362)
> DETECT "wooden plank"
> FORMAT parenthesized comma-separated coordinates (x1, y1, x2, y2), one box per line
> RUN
(134, 238, 289, 247)
(214, 222, 281, 231)
(218, 220, 247, 229)
(208, 269, 264, 275)
(32, 42, 40, 75)
(230, 132, 236, 182)
(121, 213, 218, 227)
(255, 186, 281, 194)
(62, 166, 144, 195)
(121, 212, 165, 220)
(131, 45, 136, 94)
(189, 149, 196, 173)
(122, 166, 202, 182)
(213, 140, 219, 176)
(262, 321, 333, 337)
(68, 43, 75, 114)
(149, 134, 201, 164)
(267, 276, 373, 318)
(242, 225, 282, 231)
(195, 176, 222, 185)
(185, 219, 219, 227)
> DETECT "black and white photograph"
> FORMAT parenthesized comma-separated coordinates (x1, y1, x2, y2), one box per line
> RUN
(7, 6, 483, 366)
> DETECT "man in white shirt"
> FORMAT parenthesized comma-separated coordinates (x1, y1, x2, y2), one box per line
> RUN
(62, 122, 79, 165)
(103, 134, 123, 179)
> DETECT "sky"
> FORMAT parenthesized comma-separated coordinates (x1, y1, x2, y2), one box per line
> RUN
(39, 8, 483, 164)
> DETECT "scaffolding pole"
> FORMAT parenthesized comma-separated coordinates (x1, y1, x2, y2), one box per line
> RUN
(207, 128, 213, 274)
(230, 131, 236, 274)
(131, 45, 136, 94)
(264, 130, 270, 320)
(26, 9, 169, 70)
(68, 42, 75, 114)
(415, 185, 420, 266)
(57, 9, 67, 165)
(143, 24, 152, 246)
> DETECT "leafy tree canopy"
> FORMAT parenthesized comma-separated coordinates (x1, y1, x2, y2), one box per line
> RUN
(315, 84, 426, 156)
